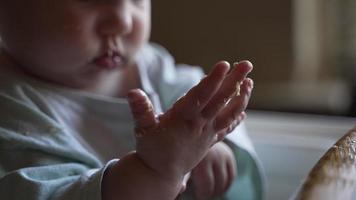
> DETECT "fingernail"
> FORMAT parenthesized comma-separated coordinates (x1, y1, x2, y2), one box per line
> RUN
(200, 75, 207, 81)
(249, 61, 254, 70)
(238, 60, 253, 73)
(237, 113, 245, 121)
(232, 61, 239, 67)
(248, 79, 254, 89)
(128, 89, 148, 104)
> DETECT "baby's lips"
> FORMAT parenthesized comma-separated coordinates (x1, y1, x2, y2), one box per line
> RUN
(94, 52, 124, 69)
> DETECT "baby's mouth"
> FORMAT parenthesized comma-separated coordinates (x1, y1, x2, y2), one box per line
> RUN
(94, 50, 126, 70)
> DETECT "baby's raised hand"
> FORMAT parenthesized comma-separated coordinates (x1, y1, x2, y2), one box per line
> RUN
(191, 141, 237, 200)
(127, 61, 253, 186)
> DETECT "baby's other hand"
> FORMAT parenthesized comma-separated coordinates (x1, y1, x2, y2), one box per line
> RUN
(191, 141, 237, 200)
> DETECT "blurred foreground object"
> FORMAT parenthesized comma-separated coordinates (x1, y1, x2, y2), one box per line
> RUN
(292, 127, 356, 200)
(246, 110, 356, 199)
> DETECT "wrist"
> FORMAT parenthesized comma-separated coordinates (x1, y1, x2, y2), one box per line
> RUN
(102, 152, 184, 200)
(134, 151, 185, 183)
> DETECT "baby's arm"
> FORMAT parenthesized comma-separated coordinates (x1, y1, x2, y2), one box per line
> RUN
(102, 61, 253, 200)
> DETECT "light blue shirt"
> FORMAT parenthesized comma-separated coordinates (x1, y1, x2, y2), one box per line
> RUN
(0, 43, 264, 200)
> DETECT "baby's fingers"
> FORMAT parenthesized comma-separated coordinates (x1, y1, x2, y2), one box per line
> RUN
(201, 61, 253, 119)
(213, 78, 253, 132)
(127, 89, 158, 137)
(212, 161, 229, 197)
(192, 162, 215, 200)
(173, 61, 230, 119)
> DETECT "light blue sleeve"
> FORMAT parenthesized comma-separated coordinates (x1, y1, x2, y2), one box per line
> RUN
(0, 89, 113, 200)
(145, 43, 265, 200)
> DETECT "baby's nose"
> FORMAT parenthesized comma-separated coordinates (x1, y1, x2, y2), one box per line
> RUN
(97, 3, 133, 37)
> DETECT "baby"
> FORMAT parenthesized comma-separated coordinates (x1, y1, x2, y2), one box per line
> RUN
(0, 0, 263, 199)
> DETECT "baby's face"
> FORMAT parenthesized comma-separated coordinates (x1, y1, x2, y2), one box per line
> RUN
(0, 0, 151, 89)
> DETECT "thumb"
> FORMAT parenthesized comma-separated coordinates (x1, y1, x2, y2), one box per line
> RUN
(127, 89, 157, 137)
